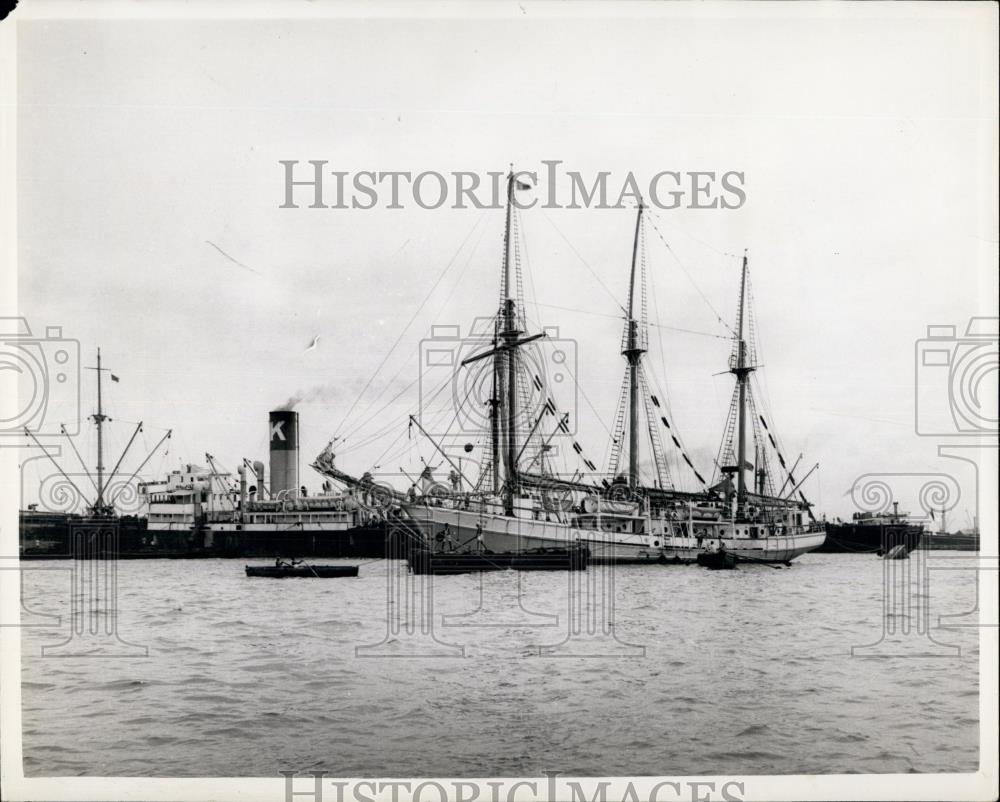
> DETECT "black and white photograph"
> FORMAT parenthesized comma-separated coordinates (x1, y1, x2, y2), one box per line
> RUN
(0, 2, 997, 801)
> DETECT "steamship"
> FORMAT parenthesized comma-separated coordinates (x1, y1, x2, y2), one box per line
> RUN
(820, 502, 924, 555)
(140, 409, 397, 558)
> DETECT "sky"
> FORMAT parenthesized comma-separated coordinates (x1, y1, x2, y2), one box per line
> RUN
(8, 4, 999, 522)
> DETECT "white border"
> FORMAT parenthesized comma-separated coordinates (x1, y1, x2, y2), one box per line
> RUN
(0, 3, 996, 801)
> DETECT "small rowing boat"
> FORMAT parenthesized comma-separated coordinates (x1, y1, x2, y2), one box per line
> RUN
(696, 550, 738, 570)
(245, 565, 359, 578)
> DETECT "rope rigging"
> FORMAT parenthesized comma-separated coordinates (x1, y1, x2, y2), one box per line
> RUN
(331, 210, 489, 442)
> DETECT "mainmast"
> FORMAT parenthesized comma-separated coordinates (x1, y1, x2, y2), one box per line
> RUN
(622, 202, 646, 488)
(731, 253, 754, 512)
(489, 356, 500, 495)
(500, 170, 521, 514)
(606, 201, 673, 491)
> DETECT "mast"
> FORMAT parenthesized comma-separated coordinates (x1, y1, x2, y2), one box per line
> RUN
(460, 168, 542, 509)
(732, 253, 752, 512)
(93, 348, 108, 514)
(490, 348, 500, 494)
(622, 202, 646, 488)
(501, 170, 520, 514)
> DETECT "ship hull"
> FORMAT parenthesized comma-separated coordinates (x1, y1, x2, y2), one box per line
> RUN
(403, 505, 826, 564)
(660, 531, 827, 563)
(19, 511, 400, 559)
(19, 512, 172, 559)
(917, 532, 979, 551)
(820, 522, 923, 554)
(202, 523, 401, 558)
(403, 505, 663, 563)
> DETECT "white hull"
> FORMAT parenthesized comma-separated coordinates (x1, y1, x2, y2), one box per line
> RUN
(404, 504, 663, 563)
(403, 503, 826, 564)
(660, 531, 826, 563)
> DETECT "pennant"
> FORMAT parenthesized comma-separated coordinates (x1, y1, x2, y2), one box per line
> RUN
(759, 416, 768, 430)
(651, 395, 660, 408)
(661, 416, 670, 429)
(111, 374, 120, 383)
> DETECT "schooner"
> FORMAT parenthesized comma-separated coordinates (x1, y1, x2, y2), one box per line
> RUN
(316, 169, 825, 564)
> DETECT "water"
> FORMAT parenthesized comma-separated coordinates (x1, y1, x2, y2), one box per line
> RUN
(19, 553, 980, 776)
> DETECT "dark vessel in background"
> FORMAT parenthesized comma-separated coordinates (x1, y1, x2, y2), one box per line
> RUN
(919, 530, 979, 551)
(19, 510, 152, 559)
(919, 510, 979, 551)
(820, 502, 924, 555)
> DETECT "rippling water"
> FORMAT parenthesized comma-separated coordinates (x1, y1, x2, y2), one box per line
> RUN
(19, 553, 979, 776)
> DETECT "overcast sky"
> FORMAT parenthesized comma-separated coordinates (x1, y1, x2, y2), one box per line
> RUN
(11, 4, 998, 521)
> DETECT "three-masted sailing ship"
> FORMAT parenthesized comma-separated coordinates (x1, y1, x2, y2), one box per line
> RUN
(316, 170, 825, 564)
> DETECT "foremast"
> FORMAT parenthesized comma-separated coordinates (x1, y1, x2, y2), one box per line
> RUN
(24, 347, 170, 518)
(89, 348, 112, 516)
